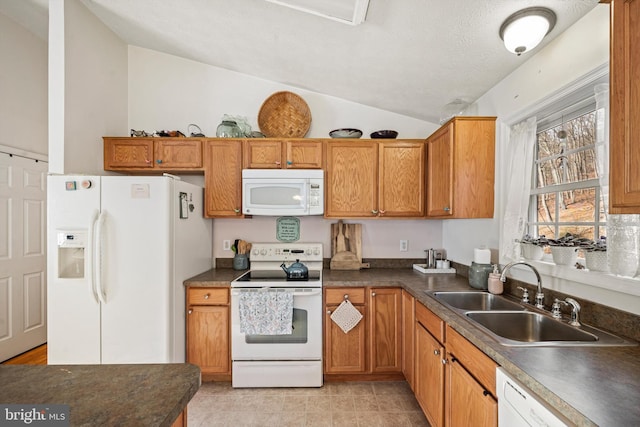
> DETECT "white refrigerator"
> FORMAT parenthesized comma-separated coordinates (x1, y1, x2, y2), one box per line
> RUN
(47, 174, 212, 364)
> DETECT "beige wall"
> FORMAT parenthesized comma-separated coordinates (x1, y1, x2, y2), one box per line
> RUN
(0, 11, 47, 156)
(48, 0, 128, 174)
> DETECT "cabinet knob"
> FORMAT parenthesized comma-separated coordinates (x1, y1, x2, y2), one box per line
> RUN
(441, 358, 448, 365)
(443, 207, 451, 212)
(372, 292, 376, 297)
(145, 158, 151, 164)
(286, 161, 292, 165)
(234, 208, 241, 214)
(188, 309, 193, 315)
(204, 293, 210, 300)
(156, 159, 163, 164)
(275, 161, 281, 165)
(327, 310, 332, 314)
(371, 210, 379, 215)
(344, 294, 349, 300)
(379, 209, 386, 215)
(434, 349, 440, 356)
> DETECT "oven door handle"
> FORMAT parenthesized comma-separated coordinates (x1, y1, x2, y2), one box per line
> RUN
(231, 288, 322, 297)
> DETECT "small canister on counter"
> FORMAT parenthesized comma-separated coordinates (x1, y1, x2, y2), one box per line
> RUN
(468, 262, 493, 290)
(488, 264, 503, 294)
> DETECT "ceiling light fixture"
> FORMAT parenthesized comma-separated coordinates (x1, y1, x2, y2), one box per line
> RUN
(499, 7, 557, 56)
(264, 0, 370, 25)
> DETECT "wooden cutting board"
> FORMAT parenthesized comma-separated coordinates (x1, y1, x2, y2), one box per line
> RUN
(330, 220, 369, 270)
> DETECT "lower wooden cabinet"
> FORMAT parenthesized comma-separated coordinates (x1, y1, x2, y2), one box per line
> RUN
(401, 290, 415, 390)
(324, 303, 367, 374)
(323, 287, 402, 377)
(186, 287, 231, 380)
(447, 358, 497, 427)
(324, 288, 367, 374)
(414, 302, 497, 427)
(369, 288, 402, 373)
(445, 325, 497, 427)
(415, 321, 445, 427)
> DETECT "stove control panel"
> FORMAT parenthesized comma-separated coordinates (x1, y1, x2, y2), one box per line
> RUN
(250, 243, 323, 262)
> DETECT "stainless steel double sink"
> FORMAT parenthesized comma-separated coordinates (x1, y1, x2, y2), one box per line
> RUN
(427, 291, 636, 347)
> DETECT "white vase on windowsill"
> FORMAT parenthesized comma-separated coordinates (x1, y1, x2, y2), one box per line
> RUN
(521, 242, 544, 261)
(550, 246, 578, 266)
(584, 251, 608, 272)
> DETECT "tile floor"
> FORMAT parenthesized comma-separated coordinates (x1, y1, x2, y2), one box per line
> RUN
(187, 381, 430, 427)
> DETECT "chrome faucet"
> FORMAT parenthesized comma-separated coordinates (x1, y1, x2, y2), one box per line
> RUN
(500, 261, 545, 309)
(552, 297, 581, 326)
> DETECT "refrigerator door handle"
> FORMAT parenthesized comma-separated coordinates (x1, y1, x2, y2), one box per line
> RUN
(89, 209, 100, 303)
(94, 210, 107, 304)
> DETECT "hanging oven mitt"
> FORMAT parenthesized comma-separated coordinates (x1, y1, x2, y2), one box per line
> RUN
(330, 299, 363, 334)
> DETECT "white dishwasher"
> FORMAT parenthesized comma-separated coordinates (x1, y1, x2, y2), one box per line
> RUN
(496, 368, 570, 426)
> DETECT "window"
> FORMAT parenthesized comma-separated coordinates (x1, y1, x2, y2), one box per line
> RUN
(528, 98, 605, 246)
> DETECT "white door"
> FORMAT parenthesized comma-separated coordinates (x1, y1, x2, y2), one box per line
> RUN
(0, 153, 48, 362)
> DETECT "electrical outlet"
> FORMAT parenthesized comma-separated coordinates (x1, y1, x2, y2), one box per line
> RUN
(400, 240, 408, 252)
(223, 240, 231, 251)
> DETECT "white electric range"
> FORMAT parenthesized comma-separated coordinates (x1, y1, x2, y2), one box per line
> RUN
(230, 242, 323, 388)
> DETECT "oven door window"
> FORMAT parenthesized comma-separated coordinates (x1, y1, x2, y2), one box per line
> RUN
(245, 308, 308, 344)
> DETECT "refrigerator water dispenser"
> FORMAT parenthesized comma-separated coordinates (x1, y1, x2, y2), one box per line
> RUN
(57, 230, 87, 278)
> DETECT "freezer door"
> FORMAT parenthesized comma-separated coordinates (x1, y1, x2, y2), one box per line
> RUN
(47, 175, 102, 364)
(99, 176, 173, 363)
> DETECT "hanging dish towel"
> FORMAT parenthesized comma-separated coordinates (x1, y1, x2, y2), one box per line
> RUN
(330, 299, 363, 333)
(239, 289, 294, 335)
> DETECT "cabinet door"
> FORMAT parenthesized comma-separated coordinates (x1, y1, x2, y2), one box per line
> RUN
(401, 290, 415, 390)
(186, 305, 230, 375)
(104, 138, 154, 169)
(379, 141, 425, 217)
(446, 358, 497, 427)
(610, 0, 640, 213)
(324, 304, 367, 374)
(369, 288, 402, 372)
(286, 140, 323, 169)
(244, 140, 283, 169)
(204, 139, 243, 217)
(155, 139, 202, 169)
(426, 125, 453, 217)
(415, 322, 445, 427)
(325, 141, 379, 217)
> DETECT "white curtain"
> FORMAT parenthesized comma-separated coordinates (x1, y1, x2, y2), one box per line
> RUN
(594, 83, 609, 217)
(500, 117, 537, 262)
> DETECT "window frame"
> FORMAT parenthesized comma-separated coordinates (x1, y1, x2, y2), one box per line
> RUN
(527, 101, 605, 245)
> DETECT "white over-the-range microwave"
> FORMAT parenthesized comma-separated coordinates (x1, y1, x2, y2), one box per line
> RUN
(242, 169, 324, 216)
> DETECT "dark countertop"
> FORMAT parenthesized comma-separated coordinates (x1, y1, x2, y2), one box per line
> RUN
(185, 267, 640, 427)
(0, 363, 201, 426)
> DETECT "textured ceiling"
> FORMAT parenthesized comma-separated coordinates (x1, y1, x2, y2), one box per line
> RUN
(1, 0, 600, 124)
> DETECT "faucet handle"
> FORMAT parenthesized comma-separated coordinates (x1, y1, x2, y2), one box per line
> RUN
(552, 299, 563, 319)
(564, 298, 581, 327)
(517, 286, 530, 304)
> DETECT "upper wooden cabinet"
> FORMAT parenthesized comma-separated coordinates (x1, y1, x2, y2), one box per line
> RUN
(610, 0, 640, 213)
(244, 139, 323, 169)
(103, 137, 203, 171)
(425, 117, 496, 218)
(204, 139, 243, 218)
(325, 140, 425, 218)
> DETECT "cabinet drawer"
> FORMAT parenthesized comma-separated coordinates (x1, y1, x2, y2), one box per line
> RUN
(416, 302, 444, 344)
(325, 287, 365, 305)
(446, 324, 497, 396)
(188, 287, 229, 305)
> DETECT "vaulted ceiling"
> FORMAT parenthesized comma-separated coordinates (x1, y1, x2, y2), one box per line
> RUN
(0, 0, 600, 124)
